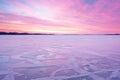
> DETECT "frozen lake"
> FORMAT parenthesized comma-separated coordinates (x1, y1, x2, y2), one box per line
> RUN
(0, 35, 120, 80)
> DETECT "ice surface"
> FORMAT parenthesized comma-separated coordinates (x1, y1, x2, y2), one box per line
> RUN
(0, 35, 120, 80)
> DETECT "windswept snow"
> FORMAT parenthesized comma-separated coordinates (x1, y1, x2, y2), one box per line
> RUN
(0, 35, 120, 80)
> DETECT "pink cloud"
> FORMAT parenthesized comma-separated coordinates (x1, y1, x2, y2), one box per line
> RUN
(0, 13, 69, 27)
(0, 0, 120, 34)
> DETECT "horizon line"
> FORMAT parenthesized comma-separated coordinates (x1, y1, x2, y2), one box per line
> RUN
(0, 31, 120, 35)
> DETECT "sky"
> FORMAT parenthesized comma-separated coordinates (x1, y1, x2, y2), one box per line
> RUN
(0, 0, 120, 34)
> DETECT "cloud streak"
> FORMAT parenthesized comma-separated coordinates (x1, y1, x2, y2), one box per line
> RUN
(0, 0, 120, 34)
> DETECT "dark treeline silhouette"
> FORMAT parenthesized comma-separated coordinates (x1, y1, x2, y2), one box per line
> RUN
(0, 32, 55, 35)
(0, 32, 120, 35)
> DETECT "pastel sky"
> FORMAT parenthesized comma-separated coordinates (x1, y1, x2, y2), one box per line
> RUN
(0, 0, 120, 34)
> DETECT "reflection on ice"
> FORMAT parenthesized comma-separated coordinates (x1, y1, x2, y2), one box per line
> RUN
(0, 35, 120, 80)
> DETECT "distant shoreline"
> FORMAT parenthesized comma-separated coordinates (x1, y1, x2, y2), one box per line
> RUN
(0, 32, 55, 35)
(0, 32, 120, 35)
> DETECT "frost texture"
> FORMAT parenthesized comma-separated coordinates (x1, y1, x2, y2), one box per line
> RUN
(0, 35, 120, 80)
